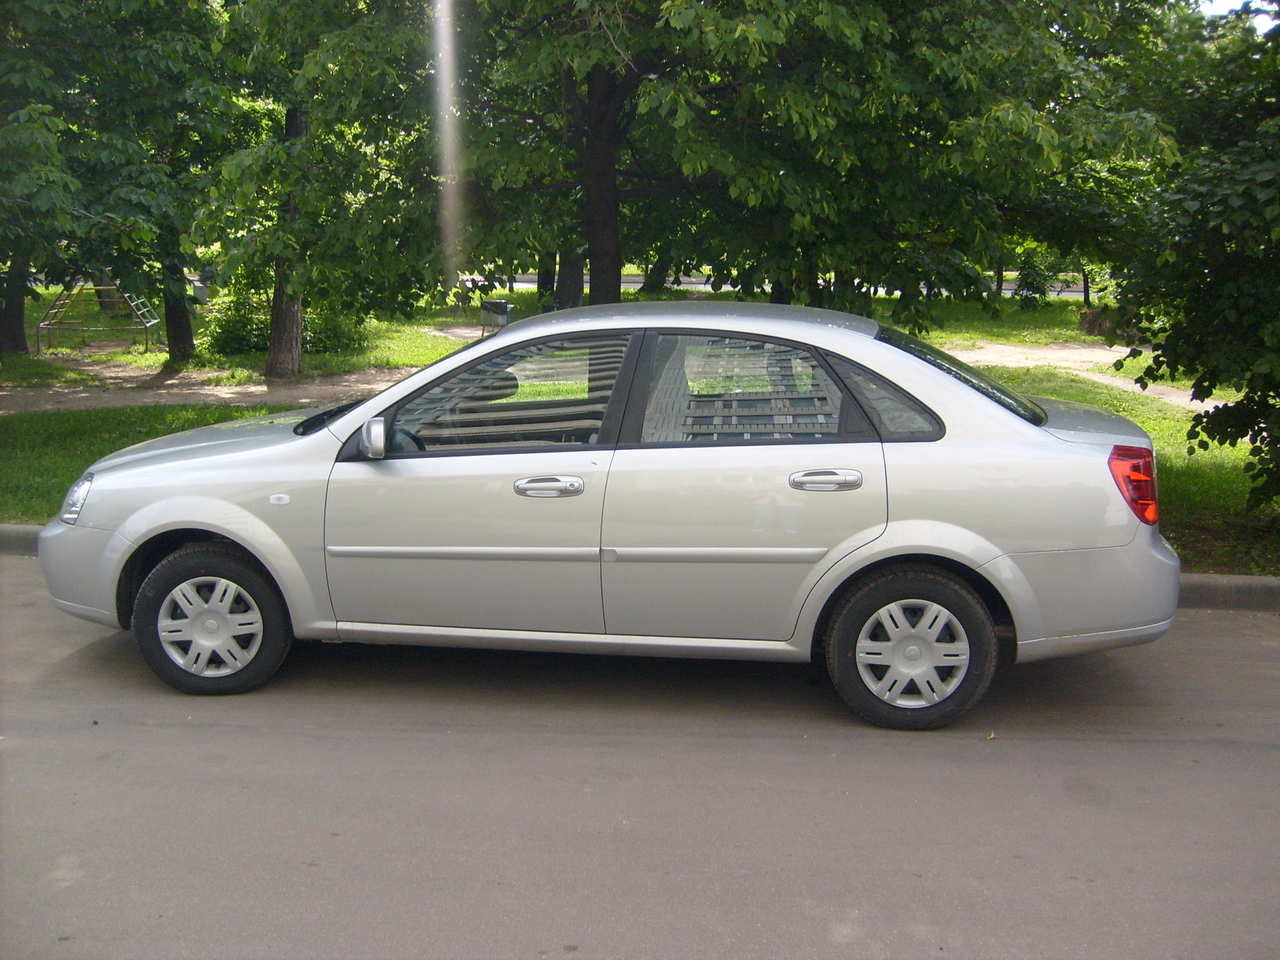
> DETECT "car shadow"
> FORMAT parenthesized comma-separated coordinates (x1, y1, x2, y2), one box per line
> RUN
(271, 639, 1152, 734)
(32, 630, 1154, 735)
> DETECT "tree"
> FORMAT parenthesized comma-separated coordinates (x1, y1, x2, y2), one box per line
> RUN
(465, 1, 1175, 322)
(1117, 6, 1280, 506)
(213, 0, 441, 377)
(70, 0, 246, 365)
(1, 0, 82, 353)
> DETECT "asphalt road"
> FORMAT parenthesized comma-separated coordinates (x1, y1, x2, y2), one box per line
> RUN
(3, 552, 1278, 960)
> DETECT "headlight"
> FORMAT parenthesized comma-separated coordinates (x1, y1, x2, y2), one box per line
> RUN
(60, 473, 94, 525)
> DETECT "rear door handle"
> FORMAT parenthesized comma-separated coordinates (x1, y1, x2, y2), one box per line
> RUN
(789, 469, 863, 492)
(514, 475, 585, 498)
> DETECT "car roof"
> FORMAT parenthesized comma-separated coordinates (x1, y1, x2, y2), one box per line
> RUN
(501, 300, 881, 340)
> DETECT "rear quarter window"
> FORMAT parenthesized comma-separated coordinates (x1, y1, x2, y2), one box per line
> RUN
(824, 353, 944, 442)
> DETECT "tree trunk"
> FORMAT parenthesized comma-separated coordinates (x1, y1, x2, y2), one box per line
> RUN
(556, 245, 584, 309)
(159, 230, 195, 365)
(641, 251, 672, 294)
(267, 104, 308, 379)
(769, 273, 792, 304)
(1080, 261, 1091, 308)
(582, 66, 625, 305)
(803, 250, 823, 307)
(267, 258, 304, 379)
(1, 244, 31, 353)
(536, 250, 557, 301)
(93, 273, 125, 315)
(995, 252, 1005, 298)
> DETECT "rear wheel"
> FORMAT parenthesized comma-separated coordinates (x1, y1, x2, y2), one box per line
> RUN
(133, 543, 292, 694)
(824, 566, 997, 730)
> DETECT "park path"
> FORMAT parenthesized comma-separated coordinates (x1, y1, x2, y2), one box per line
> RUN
(0, 332, 1208, 415)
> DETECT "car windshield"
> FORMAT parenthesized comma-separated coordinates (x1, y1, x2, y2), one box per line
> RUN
(876, 326, 1047, 425)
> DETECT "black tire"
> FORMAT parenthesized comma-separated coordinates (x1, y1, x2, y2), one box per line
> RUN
(824, 565, 997, 730)
(133, 543, 292, 695)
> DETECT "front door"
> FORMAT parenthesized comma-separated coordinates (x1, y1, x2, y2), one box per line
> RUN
(601, 331, 888, 641)
(325, 332, 636, 633)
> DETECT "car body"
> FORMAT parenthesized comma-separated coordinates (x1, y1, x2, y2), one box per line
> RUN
(39, 302, 1180, 728)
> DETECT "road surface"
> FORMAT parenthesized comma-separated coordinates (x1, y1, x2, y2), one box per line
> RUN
(2, 553, 1277, 960)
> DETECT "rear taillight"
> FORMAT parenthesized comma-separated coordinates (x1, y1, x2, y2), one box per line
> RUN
(1108, 445, 1158, 525)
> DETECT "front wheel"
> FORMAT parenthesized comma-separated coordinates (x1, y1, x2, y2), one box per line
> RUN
(133, 543, 292, 694)
(824, 566, 997, 730)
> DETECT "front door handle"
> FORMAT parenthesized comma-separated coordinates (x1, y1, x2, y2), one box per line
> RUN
(514, 475, 585, 498)
(789, 469, 863, 492)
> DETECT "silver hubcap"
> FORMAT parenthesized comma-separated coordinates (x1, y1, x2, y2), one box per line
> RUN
(157, 577, 264, 677)
(854, 599, 970, 709)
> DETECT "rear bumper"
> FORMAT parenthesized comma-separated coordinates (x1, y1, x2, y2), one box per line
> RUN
(983, 525, 1180, 664)
(1014, 616, 1174, 664)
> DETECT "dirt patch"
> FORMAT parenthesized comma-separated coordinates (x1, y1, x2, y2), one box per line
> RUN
(1, 360, 419, 415)
(948, 341, 1209, 411)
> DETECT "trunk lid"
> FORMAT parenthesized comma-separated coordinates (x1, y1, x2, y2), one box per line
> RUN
(1032, 396, 1152, 446)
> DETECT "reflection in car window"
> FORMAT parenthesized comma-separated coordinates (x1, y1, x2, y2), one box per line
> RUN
(825, 354, 943, 442)
(390, 334, 631, 453)
(640, 334, 873, 444)
(876, 326, 1047, 425)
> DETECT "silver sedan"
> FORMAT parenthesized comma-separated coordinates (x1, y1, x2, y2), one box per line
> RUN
(39, 302, 1179, 728)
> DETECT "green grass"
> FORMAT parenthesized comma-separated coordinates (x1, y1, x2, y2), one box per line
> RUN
(981, 365, 1278, 575)
(0, 351, 103, 387)
(877, 297, 1101, 349)
(0, 405, 291, 524)
(1090, 352, 1244, 404)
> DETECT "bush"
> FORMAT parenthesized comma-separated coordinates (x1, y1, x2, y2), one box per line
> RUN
(200, 292, 371, 354)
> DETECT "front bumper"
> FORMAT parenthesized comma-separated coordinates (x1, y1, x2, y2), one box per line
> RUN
(38, 520, 129, 628)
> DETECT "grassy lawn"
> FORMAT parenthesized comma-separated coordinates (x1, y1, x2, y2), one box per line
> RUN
(0, 405, 291, 524)
(0, 350, 104, 387)
(3, 366, 1274, 574)
(981, 365, 1277, 576)
(877, 297, 1102, 349)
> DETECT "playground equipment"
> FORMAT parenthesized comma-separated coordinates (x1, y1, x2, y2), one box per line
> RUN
(35, 282, 161, 353)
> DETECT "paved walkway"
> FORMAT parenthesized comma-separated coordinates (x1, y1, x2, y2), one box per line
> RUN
(0, 335, 1206, 415)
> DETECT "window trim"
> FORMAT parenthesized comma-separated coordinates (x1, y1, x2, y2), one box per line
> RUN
(616, 328, 881, 450)
(338, 330, 643, 461)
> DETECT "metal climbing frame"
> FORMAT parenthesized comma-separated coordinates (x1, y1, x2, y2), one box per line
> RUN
(35, 282, 162, 353)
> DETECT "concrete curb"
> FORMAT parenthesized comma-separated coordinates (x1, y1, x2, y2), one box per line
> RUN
(0, 524, 39, 557)
(2, 523, 1277, 612)
(1178, 573, 1280, 613)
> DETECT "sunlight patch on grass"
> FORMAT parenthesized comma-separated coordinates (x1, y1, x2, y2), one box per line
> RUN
(0, 352, 103, 387)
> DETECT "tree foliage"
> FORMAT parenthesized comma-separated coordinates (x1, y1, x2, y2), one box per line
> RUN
(1118, 5, 1280, 506)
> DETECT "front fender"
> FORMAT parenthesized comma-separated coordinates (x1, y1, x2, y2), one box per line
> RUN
(113, 496, 336, 638)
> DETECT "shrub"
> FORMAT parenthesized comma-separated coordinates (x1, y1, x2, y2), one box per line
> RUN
(199, 292, 371, 355)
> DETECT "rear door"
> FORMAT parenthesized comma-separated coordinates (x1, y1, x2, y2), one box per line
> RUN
(600, 331, 888, 641)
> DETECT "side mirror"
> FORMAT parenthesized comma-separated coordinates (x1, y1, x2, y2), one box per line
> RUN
(359, 417, 387, 459)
